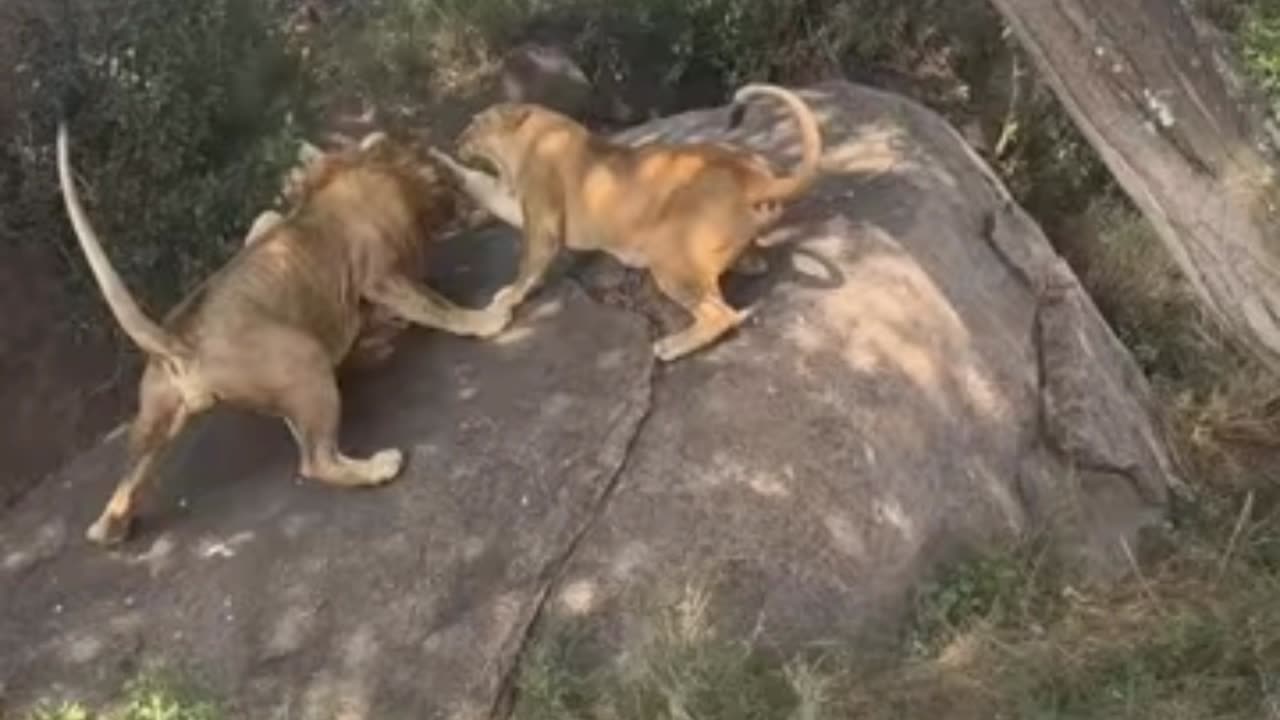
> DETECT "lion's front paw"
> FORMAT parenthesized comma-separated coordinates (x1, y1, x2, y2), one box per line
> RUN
(653, 336, 686, 362)
(490, 286, 520, 310)
(472, 308, 513, 338)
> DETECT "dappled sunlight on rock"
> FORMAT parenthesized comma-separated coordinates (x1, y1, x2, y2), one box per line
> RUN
(526, 296, 565, 321)
(822, 120, 909, 177)
(459, 535, 487, 562)
(818, 249, 963, 400)
(279, 513, 314, 540)
(608, 541, 652, 583)
(59, 634, 101, 665)
(959, 363, 1008, 421)
(747, 469, 793, 499)
(195, 530, 256, 560)
(2, 518, 65, 574)
(785, 228, 1013, 424)
(557, 578, 599, 615)
(265, 601, 318, 660)
(965, 460, 1027, 533)
(694, 452, 799, 499)
(871, 495, 916, 542)
(822, 512, 869, 560)
(595, 347, 628, 370)
(298, 624, 378, 720)
(782, 314, 826, 355)
(127, 533, 177, 577)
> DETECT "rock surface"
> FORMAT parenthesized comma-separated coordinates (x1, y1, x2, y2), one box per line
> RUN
(0, 81, 1179, 718)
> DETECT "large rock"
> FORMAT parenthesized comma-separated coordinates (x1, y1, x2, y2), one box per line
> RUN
(498, 43, 633, 128)
(0, 81, 1178, 718)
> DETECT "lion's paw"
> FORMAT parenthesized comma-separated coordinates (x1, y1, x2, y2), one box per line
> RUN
(653, 337, 684, 362)
(366, 448, 404, 485)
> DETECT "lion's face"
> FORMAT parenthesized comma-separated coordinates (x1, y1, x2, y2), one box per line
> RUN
(457, 103, 534, 180)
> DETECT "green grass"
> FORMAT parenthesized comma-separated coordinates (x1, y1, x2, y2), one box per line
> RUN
(25, 672, 220, 720)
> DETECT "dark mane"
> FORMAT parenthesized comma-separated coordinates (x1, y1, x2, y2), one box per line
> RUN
(281, 134, 459, 212)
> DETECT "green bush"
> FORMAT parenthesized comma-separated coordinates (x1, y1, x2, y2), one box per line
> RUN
(8, 0, 311, 313)
(1240, 0, 1280, 107)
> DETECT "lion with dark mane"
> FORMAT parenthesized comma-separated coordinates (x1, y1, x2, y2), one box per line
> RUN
(57, 126, 501, 547)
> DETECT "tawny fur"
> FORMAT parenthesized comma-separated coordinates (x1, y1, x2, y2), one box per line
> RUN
(57, 124, 501, 546)
(440, 83, 823, 361)
(242, 132, 412, 371)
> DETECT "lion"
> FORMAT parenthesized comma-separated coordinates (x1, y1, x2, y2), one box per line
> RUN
(56, 123, 502, 546)
(241, 133, 409, 371)
(243, 204, 408, 372)
(430, 83, 823, 361)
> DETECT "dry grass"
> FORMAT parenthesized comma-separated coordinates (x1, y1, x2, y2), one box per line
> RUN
(839, 199, 1280, 719)
(512, 583, 844, 720)
(844, 527, 1280, 718)
(1067, 199, 1280, 489)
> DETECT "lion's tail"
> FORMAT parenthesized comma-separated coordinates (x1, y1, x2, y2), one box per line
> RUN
(728, 84, 823, 204)
(56, 122, 187, 363)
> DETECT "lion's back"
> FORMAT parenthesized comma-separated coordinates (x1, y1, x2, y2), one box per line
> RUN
(167, 227, 362, 360)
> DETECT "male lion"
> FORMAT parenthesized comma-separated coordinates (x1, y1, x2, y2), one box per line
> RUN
(433, 83, 823, 361)
(56, 123, 502, 546)
(242, 133, 408, 371)
(242, 131, 523, 370)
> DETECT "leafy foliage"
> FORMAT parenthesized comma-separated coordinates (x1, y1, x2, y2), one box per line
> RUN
(6, 0, 310, 311)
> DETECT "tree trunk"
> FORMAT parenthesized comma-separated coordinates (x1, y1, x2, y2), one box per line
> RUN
(989, 0, 1280, 370)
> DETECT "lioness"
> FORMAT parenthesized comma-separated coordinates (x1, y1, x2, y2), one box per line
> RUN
(435, 83, 823, 361)
(57, 123, 502, 546)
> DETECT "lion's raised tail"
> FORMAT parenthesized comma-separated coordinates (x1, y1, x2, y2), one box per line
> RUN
(56, 122, 186, 362)
(728, 84, 823, 204)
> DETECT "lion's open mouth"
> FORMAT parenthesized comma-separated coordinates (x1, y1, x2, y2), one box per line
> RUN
(460, 148, 501, 178)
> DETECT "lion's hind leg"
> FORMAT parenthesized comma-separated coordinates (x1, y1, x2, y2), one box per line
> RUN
(649, 261, 749, 362)
(646, 211, 757, 362)
(86, 363, 193, 546)
(256, 328, 404, 487)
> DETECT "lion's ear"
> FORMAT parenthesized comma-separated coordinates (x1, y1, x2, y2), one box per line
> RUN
(499, 104, 534, 129)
